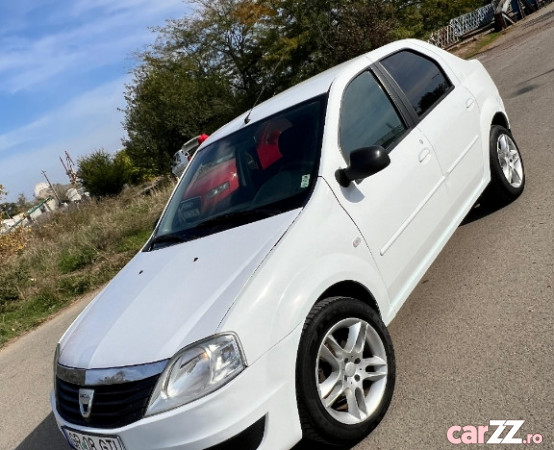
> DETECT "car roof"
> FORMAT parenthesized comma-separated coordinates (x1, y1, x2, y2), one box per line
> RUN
(204, 39, 435, 146)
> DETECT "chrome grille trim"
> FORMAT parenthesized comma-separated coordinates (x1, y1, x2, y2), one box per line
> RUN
(56, 360, 168, 386)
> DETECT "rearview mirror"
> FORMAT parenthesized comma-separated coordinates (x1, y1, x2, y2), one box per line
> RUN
(335, 146, 391, 187)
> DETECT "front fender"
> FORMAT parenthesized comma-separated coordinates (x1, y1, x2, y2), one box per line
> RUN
(219, 179, 391, 365)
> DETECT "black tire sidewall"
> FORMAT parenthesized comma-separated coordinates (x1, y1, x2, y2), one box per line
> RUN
(489, 125, 525, 199)
(296, 297, 396, 446)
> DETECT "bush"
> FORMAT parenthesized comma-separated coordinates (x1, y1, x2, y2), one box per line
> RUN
(78, 149, 134, 197)
(0, 227, 32, 259)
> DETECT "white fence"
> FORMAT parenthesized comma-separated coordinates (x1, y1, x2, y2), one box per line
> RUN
(429, 4, 496, 48)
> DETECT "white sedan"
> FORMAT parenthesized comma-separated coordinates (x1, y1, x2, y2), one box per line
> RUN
(52, 39, 524, 450)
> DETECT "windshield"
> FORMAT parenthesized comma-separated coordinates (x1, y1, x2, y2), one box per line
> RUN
(150, 96, 326, 249)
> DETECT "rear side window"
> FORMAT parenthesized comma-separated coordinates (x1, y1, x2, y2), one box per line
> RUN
(380, 50, 452, 117)
(340, 71, 406, 155)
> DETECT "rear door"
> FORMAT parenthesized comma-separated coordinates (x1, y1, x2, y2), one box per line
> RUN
(378, 50, 484, 214)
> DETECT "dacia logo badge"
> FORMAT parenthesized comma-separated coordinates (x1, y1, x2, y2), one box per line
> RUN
(78, 388, 95, 419)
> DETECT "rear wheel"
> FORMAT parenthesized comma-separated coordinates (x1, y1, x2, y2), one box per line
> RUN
(296, 297, 395, 446)
(487, 125, 525, 205)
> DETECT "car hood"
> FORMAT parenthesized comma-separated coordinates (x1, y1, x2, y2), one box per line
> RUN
(58, 210, 300, 369)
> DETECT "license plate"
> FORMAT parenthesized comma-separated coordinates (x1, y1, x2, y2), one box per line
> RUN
(62, 427, 126, 450)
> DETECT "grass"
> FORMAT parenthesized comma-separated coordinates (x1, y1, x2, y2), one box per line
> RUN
(468, 31, 503, 57)
(454, 30, 504, 59)
(0, 180, 173, 348)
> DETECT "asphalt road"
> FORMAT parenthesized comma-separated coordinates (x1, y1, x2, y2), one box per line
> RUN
(1, 6, 553, 450)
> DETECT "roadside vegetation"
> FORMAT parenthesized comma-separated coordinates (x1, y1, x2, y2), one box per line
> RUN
(0, 181, 173, 348)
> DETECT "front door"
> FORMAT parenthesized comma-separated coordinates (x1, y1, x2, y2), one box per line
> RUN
(334, 70, 450, 309)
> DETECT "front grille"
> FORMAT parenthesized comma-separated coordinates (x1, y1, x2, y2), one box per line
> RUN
(56, 375, 159, 429)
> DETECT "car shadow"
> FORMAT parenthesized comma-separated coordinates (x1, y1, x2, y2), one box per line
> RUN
(15, 413, 69, 450)
(460, 196, 511, 226)
(19, 413, 353, 450)
(292, 439, 352, 450)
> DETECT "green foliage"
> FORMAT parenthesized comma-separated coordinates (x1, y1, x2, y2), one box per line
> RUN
(77, 149, 134, 197)
(116, 229, 153, 253)
(1, 202, 17, 219)
(58, 275, 92, 296)
(122, 59, 235, 175)
(58, 247, 98, 274)
(394, 0, 485, 39)
(16, 193, 32, 212)
(268, 0, 398, 84)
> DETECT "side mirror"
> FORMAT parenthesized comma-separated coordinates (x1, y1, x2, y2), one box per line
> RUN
(335, 146, 391, 187)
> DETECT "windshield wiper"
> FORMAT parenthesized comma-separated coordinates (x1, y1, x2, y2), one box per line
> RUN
(194, 209, 282, 230)
(148, 232, 187, 250)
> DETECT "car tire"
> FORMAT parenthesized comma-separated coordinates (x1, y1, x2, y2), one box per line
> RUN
(296, 297, 395, 446)
(487, 125, 525, 205)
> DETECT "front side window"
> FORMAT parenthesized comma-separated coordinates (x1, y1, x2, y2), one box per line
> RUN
(380, 50, 453, 117)
(150, 97, 325, 249)
(340, 71, 407, 155)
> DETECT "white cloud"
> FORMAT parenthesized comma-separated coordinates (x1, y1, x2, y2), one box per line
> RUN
(0, 1, 187, 93)
(0, 76, 130, 200)
(0, 76, 129, 154)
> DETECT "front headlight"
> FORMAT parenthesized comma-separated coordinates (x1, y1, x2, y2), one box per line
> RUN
(146, 333, 245, 416)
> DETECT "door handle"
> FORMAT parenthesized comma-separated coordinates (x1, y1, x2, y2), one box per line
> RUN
(465, 98, 475, 109)
(418, 148, 431, 163)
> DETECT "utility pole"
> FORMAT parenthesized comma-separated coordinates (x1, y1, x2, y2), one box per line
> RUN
(41, 170, 62, 205)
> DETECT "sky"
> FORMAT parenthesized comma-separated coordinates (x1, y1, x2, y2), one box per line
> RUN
(0, 0, 190, 203)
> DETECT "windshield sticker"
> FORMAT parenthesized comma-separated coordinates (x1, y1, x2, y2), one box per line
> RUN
(301, 175, 310, 188)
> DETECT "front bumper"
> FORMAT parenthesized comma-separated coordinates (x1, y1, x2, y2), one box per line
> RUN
(51, 324, 303, 450)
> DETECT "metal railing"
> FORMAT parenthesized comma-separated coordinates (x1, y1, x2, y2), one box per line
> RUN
(429, 4, 496, 48)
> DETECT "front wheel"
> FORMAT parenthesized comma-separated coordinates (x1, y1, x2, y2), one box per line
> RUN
(296, 297, 395, 446)
(487, 125, 525, 205)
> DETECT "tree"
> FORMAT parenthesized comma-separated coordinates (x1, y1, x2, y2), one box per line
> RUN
(121, 0, 484, 175)
(267, 0, 398, 84)
(0, 185, 13, 220)
(16, 193, 32, 213)
(393, 0, 484, 38)
(122, 57, 236, 175)
(122, 0, 279, 175)
(77, 150, 134, 197)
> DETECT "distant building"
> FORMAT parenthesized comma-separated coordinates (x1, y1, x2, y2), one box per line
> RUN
(0, 196, 58, 233)
(66, 188, 82, 202)
(34, 182, 50, 199)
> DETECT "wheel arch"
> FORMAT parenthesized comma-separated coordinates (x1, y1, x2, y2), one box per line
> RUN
(491, 112, 510, 131)
(317, 281, 381, 318)
(477, 96, 510, 176)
